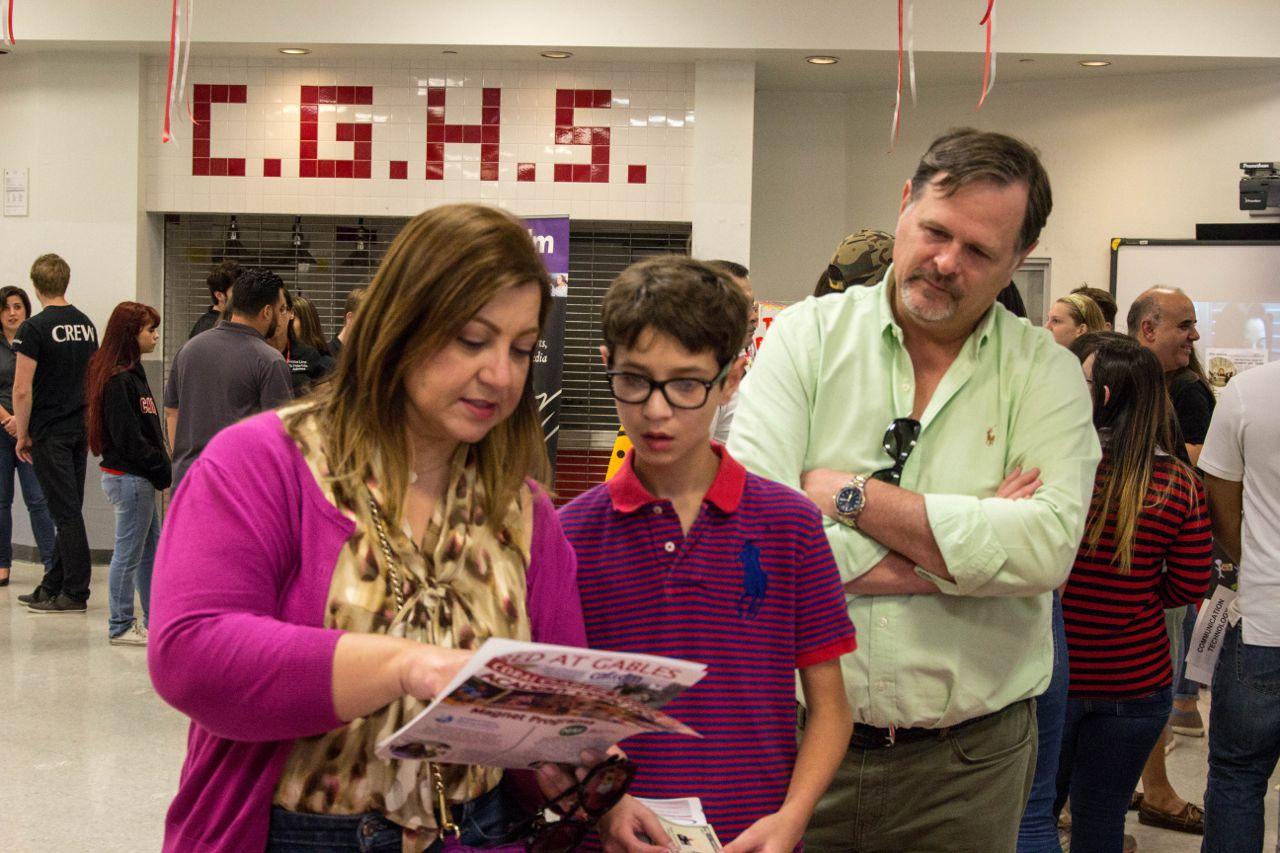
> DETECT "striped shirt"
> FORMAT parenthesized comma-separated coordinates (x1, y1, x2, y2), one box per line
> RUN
(1062, 456, 1213, 699)
(559, 445, 856, 841)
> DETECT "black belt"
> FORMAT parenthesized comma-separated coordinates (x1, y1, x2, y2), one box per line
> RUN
(796, 700, 1025, 750)
(848, 705, 1011, 750)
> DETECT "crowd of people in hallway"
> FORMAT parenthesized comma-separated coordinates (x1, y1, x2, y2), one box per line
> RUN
(3, 128, 1278, 853)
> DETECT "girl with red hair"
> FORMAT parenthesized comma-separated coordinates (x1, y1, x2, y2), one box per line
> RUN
(85, 301, 171, 645)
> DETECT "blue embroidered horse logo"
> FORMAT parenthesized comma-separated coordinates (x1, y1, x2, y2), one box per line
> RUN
(737, 541, 767, 618)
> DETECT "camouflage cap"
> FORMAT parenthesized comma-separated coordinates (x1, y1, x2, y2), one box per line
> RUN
(815, 229, 894, 297)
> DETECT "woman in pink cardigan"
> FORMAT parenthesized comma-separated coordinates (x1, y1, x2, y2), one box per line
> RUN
(148, 205, 590, 853)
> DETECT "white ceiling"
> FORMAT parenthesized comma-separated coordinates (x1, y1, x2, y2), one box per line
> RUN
(752, 50, 1280, 91)
(8, 41, 1280, 95)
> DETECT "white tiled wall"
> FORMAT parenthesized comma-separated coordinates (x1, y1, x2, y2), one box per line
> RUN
(144, 59, 696, 220)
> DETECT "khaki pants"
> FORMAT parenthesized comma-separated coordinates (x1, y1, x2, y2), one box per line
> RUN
(802, 700, 1038, 853)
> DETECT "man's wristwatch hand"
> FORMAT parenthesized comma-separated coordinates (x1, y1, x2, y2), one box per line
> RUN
(834, 474, 870, 528)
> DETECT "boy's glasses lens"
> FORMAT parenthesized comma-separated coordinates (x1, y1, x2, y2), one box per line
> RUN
(609, 373, 654, 403)
(663, 379, 710, 408)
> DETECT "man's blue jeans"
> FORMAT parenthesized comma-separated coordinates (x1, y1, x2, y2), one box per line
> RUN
(0, 429, 56, 572)
(1018, 592, 1068, 853)
(102, 472, 160, 637)
(1202, 624, 1280, 853)
(1056, 686, 1172, 853)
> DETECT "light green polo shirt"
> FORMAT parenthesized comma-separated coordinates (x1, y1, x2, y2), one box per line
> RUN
(727, 269, 1101, 728)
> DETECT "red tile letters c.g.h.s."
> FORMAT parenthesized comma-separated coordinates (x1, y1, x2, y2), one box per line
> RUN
(189, 82, 650, 183)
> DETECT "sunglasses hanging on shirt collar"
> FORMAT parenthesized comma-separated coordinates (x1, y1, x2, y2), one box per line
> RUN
(870, 417, 921, 485)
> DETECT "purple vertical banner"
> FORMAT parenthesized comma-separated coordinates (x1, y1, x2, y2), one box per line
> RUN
(523, 215, 569, 464)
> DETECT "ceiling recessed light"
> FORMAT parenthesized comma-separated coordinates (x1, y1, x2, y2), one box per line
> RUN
(540, 50, 573, 60)
(279, 48, 312, 56)
(805, 55, 839, 65)
(1078, 60, 1111, 67)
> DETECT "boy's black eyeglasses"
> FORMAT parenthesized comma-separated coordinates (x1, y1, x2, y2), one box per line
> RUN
(606, 361, 732, 410)
(522, 757, 637, 853)
(870, 418, 921, 485)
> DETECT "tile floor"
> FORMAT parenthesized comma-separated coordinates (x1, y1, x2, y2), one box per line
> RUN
(1, 560, 1276, 851)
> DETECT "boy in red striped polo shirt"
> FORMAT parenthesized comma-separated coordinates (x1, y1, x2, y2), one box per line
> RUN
(561, 256, 855, 852)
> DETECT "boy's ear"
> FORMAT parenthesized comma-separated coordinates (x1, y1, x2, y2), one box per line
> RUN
(598, 345, 610, 367)
(721, 353, 748, 398)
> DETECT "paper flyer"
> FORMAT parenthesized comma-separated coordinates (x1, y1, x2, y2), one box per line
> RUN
(377, 639, 705, 768)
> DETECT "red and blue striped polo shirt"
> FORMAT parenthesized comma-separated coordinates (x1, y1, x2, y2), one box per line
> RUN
(559, 445, 856, 841)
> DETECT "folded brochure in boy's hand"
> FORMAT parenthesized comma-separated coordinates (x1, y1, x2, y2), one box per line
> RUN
(376, 638, 706, 768)
(634, 797, 723, 853)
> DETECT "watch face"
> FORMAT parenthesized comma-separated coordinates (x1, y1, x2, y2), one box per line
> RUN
(835, 484, 864, 515)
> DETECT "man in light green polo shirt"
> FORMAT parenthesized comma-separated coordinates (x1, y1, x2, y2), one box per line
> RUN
(728, 128, 1100, 852)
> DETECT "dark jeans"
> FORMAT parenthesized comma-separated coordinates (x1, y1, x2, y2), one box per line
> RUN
(0, 429, 56, 571)
(266, 784, 526, 853)
(1202, 624, 1280, 853)
(30, 431, 90, 602)
(1018, 592, 1069, 853)
(1055, 686, 1173, 853)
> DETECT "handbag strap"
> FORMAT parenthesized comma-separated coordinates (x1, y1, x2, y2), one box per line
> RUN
(367, 493, 459, 837)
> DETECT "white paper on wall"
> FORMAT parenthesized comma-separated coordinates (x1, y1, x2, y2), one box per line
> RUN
(4, 168, 28, 216)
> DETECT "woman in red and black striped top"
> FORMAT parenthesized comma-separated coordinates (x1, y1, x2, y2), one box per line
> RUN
(1053, 334, 1212, 852)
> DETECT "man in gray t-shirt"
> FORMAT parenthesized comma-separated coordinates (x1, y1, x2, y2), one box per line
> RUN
(164, 268, 292, 488)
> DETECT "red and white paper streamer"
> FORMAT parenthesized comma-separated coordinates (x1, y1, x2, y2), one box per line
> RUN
(890, 0, 999, 146)
(162, 0, 196, 142)
(1, 1, 16, 46)
(977, 0, 998, 110)
(890, 0, 918, 151)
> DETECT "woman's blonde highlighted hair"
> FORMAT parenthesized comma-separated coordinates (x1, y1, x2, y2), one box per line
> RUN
(1055, 293, 1107, 335)
(288, 204, 552, 528)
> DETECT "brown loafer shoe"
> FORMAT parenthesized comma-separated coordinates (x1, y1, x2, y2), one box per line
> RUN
(1169, 708, 1206, 737)
(1138, 800, 1204, 835)
(1129, 791, 1143, 811)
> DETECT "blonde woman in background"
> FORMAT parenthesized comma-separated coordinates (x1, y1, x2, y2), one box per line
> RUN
(1045, 293, 1107, 348)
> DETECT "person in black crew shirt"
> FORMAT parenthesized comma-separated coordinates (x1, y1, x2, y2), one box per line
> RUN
(187, 259, 240, 340)
(12, 253, 100, 614)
